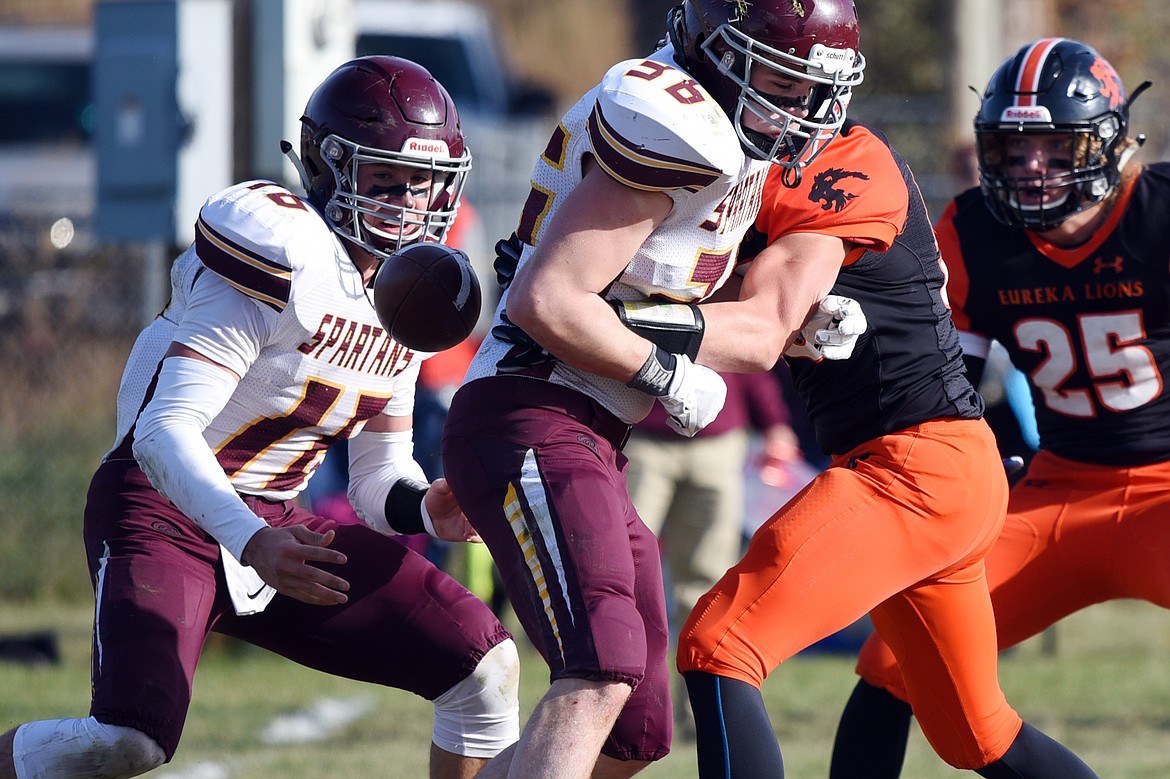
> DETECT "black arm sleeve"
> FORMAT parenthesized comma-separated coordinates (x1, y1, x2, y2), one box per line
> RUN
(383, 478, 428, 535)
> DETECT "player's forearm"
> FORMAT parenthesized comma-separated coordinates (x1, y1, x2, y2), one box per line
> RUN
(346, 428, 436, 537)
(698, 233, 846, 371)
(135, 423, 267, 560)
(507, 283, 653, 381)
(695, 298, 797, 372)
(505, 169, 668, 380)
(132, 355, 267, 560)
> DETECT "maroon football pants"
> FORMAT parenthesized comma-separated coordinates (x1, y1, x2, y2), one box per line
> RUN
(83, 458, 510, 759)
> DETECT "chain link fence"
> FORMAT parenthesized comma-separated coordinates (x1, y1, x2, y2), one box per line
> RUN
(0, 214, 146, 600)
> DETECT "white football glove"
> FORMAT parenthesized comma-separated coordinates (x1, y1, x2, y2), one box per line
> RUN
(784, 295, 868, 361)
(659, 354, 727, 437)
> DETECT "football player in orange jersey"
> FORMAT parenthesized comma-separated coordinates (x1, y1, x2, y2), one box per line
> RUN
(0, 57, 521, 779)
(676, 42, 1104, 779)
(828, 37, 1169, 779)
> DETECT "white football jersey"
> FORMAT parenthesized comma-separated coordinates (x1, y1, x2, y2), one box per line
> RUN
(466, 43, 770, 423)
(109, 180, 425, 500)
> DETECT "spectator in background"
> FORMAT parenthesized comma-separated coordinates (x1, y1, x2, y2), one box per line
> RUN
(625, 368, 803, 738)
(830, 37, 1169, 779)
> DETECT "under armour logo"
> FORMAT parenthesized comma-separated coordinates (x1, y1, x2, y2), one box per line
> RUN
(1092, 255, 1124, 275)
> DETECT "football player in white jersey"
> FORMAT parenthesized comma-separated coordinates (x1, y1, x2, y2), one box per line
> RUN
(0, 57, 520, 779)
(440, 2, 866, 777)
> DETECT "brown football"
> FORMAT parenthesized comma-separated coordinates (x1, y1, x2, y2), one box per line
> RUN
(371, 243, 482, 352)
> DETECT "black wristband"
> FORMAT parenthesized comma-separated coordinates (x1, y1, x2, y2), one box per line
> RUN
(611, 300, 705, 360)
(384, 478, 429, 534)
(626, 346, 677, 396)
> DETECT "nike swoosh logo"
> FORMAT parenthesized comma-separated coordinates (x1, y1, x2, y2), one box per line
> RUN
(247, 585, 270, 600)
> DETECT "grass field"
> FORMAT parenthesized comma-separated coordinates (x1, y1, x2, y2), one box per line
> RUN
(1, 598, 1169, 777)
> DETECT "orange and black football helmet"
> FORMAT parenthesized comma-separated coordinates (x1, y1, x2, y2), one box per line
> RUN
(975, 38, 1149, 230)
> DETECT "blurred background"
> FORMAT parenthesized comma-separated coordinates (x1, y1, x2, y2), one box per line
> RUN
(3, 0, 1170, 602)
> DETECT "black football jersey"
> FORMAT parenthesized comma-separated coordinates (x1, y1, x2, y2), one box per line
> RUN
(941, 162, 1170, 466)
(758, 122, 983, 456)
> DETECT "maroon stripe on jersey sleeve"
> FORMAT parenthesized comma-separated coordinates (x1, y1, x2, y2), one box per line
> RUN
(587, 103, 721, 193)
(541, 123, 570, 170)
(195, 217, 293, 312)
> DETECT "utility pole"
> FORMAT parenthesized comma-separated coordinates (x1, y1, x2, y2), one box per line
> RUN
(948, 0, 1057, 190)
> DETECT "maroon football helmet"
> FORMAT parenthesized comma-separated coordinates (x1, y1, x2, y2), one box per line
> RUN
(669, 0, 864, 179)
(297, 56, 471, 258)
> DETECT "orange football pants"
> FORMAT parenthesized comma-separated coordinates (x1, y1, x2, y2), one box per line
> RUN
(856, 449, 1170, 710)
(678, 417, 1022, 768)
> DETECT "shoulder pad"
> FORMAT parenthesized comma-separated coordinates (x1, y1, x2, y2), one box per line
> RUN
(194, 181, 335, 312)
(589, 52, 744, 192)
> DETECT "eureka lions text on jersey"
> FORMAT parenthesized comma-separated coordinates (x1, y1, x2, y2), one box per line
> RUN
(941, 163, 1170, 466)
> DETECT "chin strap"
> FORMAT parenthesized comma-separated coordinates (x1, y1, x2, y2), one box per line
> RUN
(781, 163, 803, 189)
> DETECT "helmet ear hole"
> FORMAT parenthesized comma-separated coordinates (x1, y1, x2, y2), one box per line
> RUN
(302, 155, 320, 179)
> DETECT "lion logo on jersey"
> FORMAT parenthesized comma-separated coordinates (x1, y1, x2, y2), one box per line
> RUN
(809, 168, 869, 212)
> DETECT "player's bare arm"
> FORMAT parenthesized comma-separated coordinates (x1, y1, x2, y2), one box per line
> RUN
(698, 231, 850, 372)
(506, 160, 673, 382)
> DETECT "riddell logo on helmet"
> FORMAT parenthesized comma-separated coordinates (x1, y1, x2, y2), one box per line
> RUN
(402, 138, 450, 156)
(1001, 106, 1052, 123)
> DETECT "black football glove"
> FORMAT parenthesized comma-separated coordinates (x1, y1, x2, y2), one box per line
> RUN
(492, 234, 554, 370)
(493, 232, 525, 290)
(492, 311, 556, 372)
